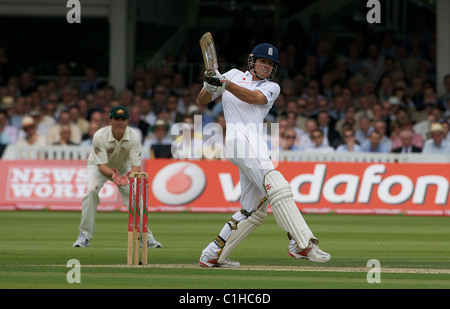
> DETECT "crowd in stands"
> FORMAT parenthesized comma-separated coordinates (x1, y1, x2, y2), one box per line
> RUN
(1, 14, 450, 159)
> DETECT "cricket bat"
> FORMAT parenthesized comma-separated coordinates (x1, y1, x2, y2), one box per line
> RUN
(199, 32, 218, 76)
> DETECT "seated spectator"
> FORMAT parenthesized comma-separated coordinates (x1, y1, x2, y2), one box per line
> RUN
(373, 119, 393, 151)
(306, 129, 335, 153)
(52, 124, 78, 145)
(69, 105, 89, 136)
(336, 128, 361, 153)
(129, 105, 149, 143)
(390, 116, 424, 149)
(442, 120, 450, 142)
(355, 116, 374, 145)
(16, 116, 46, 146)
(80, 121, 100, 146)
(335, 105, 357, 134)
(0, 109, 18, 144)
(392, 129, 422, 153)
(143, 118, 173, 158)
(317, 111, 339, 148)
(422, 123, 450, 154)
(280, 128, 302, 151)
(47, 110, 82, 145)
(140, 97, 157, 127)
(300, 118, 330, 150)
(359, 130, 389, 153)
(285, 111, 304, 147)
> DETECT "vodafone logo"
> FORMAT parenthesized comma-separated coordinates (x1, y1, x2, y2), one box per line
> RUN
(152, 162, 206, 205)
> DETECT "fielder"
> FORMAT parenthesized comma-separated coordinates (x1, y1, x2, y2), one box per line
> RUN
(197, 43, 330, 267)
(73, 105, 162, 248)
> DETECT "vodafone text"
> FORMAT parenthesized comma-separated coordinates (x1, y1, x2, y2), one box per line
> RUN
(220, 164, 449, 205)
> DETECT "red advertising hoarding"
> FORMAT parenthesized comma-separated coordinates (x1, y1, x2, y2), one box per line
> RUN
(0, 160, 122, 211)
(145, 159, 450, 216)
(1, 159, 449, 216)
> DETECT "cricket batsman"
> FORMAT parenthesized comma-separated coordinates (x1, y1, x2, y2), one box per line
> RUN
(197, 43, 330, 267)
(73, 105, 162, 248)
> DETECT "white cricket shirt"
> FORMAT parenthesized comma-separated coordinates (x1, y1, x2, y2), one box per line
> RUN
(87, 125, 142, 169)
(212, 69, 280, 130)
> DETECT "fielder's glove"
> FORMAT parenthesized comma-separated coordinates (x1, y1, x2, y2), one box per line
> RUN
(204, 70, 229, 93)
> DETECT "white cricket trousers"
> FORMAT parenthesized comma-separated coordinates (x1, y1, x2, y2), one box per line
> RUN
(79, 164, 130, 240)
(202, 129, 275, 257)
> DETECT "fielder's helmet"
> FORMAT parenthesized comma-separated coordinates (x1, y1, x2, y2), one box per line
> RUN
(248, 43, 279, 80)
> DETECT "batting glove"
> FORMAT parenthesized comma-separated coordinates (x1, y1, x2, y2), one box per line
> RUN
(204, 70, 229, 93)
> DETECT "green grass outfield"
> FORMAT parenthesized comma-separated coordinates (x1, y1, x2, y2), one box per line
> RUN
(1, 211, 450, 290)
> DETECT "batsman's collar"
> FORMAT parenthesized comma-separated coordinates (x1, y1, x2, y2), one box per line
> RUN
(110, 105, 129, 119)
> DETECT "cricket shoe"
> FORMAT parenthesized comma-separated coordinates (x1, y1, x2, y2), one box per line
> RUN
(198, 254, 240, 268)
(73, 232, 90, 248)
(148, 239, 162, 248)
(289, 241, 331, 263)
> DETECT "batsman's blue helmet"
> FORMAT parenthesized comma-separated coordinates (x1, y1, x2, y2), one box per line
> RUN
(248, 43, 279, 80)
(250, 43, 279, 64)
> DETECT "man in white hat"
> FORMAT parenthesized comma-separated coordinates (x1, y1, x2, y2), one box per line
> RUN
(422, 123, 450, 154)
(16, 116, 47, 146)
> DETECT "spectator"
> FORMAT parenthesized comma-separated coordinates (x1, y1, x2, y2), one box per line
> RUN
(439, 74, 450, 104)
(317, 111, 339, 147)
(294, 97, 308, 130)
(128, 105, 149, 143)
(40, 102, 57, 131)
(336, 128, 360, 153)
(373, 119, 393, 151)
(0, 109, 18, 144)
(285, 111, 304, 147)
(361, 43, 385, 83)
(52, 124, 77, 145)
(0, 111, 11, 144)
(443, 120, 450, 142)
(140, 97, 157, 127)
(299, 118, 321, 149)
(69, 105, 89, 136)
(58, 87, 76, 113)
(177, 89, 195, 116)
(280, 128, 302, 151)
(391, 116, 424, 149)
(80, 121, 100, 146)
(328, 95, 346, 121)
(359, 130, 389, 153)
(392, 129, 422, 153)
(152, 85, 168, 113)
(335, 105, 356, 134)
(306, 129, 334, 153)
(5, 96, 28, 129)
(79, 67, 101, 97)
(354, 95, 373, 124)
(117, 89, 133, 108)
(16, 116, 46, 146)
(47, 110, 82, 145)
(422, 123, 450, 154)
(355, 116, 373, 145)
(166, 92, 185, 125)
(272, 117, 288, 150)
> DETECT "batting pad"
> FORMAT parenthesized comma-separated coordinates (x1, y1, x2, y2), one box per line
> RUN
(264, 170, 317, 250)
(218, 200, 268, 264)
